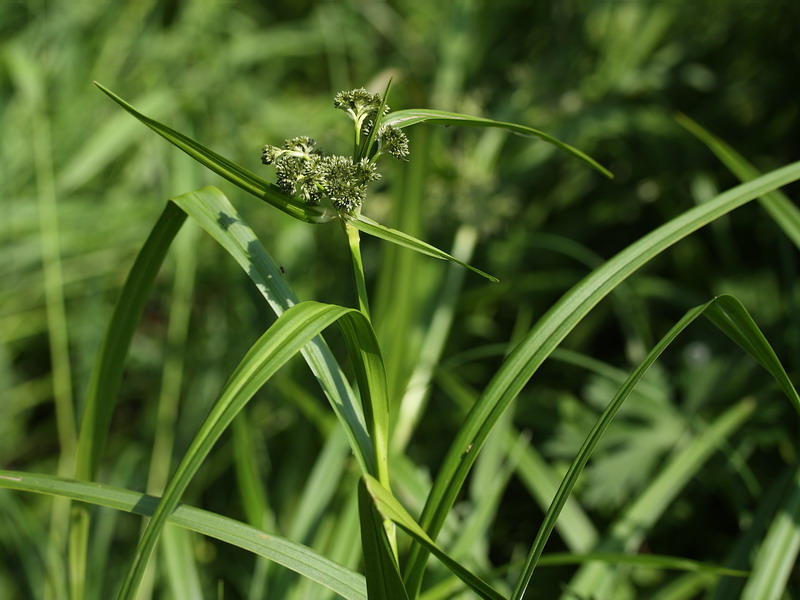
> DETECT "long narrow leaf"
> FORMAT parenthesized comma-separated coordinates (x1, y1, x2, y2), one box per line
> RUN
(383, 108, 613, 178)
(363, 476, 505, 600)
(0, 470, 366, 600)
(511, 294, 796, 599)
(357, 480, 409, 600)
(676, 114, 800, 251)
(403, 160, 800, 593)
(73, 200, 186, 480)
(537, 553, 747, 576)
(93, 82, 335, 224)
(348, 214, 498, 282)
(564, 399, 755, 598)
(741, 462, 800, 600)
(169, 186, 374, 475)
(118, 301, 388, 600)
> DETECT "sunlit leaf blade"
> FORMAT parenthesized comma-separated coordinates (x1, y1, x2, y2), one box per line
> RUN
(170, 187, 375, 476)
(118, 302, 388, 600)
(741, 463, 800, 600)
(402, 160, 800, 595)
(537, 553, 747, 576)
(93, 82, 335, 224)
(363, 476, 505, 600)
(357, 480, 409, 600)
(676, 113, 800, 251)
(383, 108, 613, 179)
(348, 214, 499, 282)
(511, 294, 797, 599)
(0, 470, 366, 600)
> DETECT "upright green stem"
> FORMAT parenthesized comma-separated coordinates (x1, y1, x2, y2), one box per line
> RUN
(344, 219, 371, 318)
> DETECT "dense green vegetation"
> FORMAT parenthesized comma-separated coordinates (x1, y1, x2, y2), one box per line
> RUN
(2, 1, 799, 598)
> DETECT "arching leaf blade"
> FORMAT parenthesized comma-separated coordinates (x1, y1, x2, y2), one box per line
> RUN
(93, 82, 335, 224)
(170, 187, 375, 474)
(0, 470, 366, 600)
(676, 113, 800, 251)
(117, 301, 389, 600)
(348, 214, 499, 282)
(363, 476, 505, 600)
(511, 293, 798, 599)
(403, 160, 800, 594)
(384, 108, 613, 179)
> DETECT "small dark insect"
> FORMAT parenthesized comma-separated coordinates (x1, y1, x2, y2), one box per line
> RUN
(279, 265, 286, 274)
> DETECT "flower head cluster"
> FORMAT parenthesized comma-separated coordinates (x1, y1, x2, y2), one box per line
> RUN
(263, 137, 381, 213)
(334, 88, 387, 131)
(261, 89, 410, 214)
(377, 125, 410, 160)
(319, 156, 381, 213)
(261, 136, 325, 204)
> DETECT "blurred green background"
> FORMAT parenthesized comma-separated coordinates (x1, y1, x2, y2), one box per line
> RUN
(2, 0, 799, 598)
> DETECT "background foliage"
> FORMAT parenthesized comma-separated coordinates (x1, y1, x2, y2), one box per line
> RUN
(2, 0, 799, 598)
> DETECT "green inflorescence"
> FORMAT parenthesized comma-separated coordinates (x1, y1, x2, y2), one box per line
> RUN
(262, 88, 409, 214)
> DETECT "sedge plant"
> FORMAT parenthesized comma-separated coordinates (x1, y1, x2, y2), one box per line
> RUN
(2, 81, 800, 600)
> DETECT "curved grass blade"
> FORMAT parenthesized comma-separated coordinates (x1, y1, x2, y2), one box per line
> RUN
(170, 186, 375, 476)
(363, 476, 505, 600)
(383, 108, 613, 179)
(347, 214, 499, 282)
(537, 553, 747, 577)
(403, 160, 800, 594)
(565, 400, 754, 599)
(676, 114, 800, 251)
(741, 462, 800, 600)
(68, 187, 371, 599)
(511, 294, 795, 599)
(118, 301, 388, 600)
(93, 82, 336, 224)
(0, 470, 366, 600)
(73, 200, 186, 481)
(358, 480, 409, 600)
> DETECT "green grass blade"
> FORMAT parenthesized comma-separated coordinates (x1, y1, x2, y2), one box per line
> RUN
(170, 186, 374, 475)
(117, 301, 387, 600)
(68, 201, 186, 600)
(383, 108, 613, 178)
(511, 293, 797, 599)
(704, 295, 800, 414)
(0, 470, 366, 600)
(536, 553, 747, 576)
(402, 160, 800, 594)
(565, 399, 755, 598)
(357, 480, 410, 600)
(92, 82, 336, 224)
(363, 476, 505, 600)
(676, 113, 800, 250)
(348, 214, 499, 282)
(73, 200, 186, 481)
(741, 462, 800, 600)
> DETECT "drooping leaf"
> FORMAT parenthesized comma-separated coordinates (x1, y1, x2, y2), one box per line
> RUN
(511, 293, 797, 599)
(676, 113, 800, 251)
(364, 476, 505, 600)
(117, 301, 388, 600)
(383, 108, 613, 178)
(403, 160, 800, 595)
(93, 82, 335, 224)
(0, 470, 366, 600)
(348, 214, 499, 282)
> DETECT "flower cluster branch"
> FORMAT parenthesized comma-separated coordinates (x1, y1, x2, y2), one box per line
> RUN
(261, 88, 409, 214)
